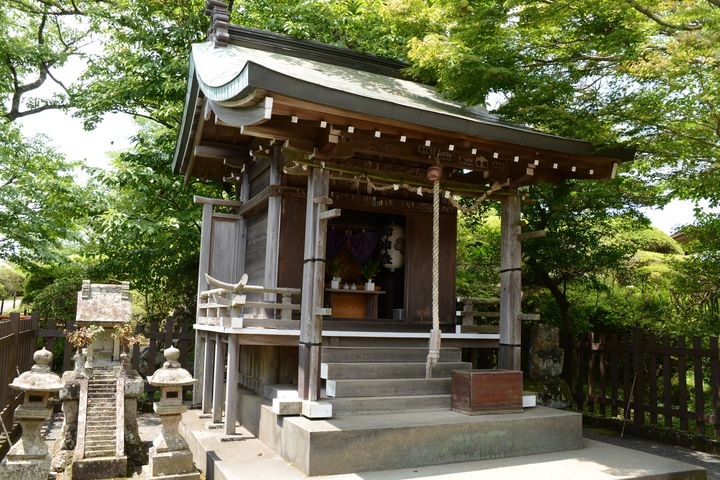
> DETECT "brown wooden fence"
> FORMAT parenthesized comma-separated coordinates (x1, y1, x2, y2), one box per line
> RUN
(572, 329, 720, 436)
(0, 312, 38, 433)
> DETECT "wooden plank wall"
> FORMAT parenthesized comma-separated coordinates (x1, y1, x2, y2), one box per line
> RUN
(277, 195, 306, 290)
(209, 216, 245, 284)
(245, 211, 268, 289)
(404, 211, 457, 324)
(248, 159, 270, 198)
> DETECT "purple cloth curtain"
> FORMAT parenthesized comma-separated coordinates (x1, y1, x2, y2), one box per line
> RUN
(326, 229, 380, 263)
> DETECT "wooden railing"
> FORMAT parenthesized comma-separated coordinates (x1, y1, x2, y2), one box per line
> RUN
(455, 296, 541, 334)
(198, 275, 301, 329)
(455, 296, 501, 334)
(572, 329, 720, 436)
(0, 312, 38, 432)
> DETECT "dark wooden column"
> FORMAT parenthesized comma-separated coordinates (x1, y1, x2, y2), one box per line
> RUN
(298, 168, 331, 400)
(499, 192, 522, 370)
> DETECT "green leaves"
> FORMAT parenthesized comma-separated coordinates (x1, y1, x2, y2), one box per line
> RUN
(0, 121, 92, 266)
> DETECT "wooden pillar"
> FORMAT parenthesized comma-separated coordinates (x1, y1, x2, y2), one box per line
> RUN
(298, 168, 331, 400)
(224, 334, 239, 435)
(499, 192, 522, 371)
(212, 333, 226, 424)
(194, 201, 213, 403)
(264, 147, 282, 310)
(201, 332, 214, 415)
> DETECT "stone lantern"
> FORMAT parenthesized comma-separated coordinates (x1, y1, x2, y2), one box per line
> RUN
(146, 346, 199, 480)
(1, 347, 63, 479)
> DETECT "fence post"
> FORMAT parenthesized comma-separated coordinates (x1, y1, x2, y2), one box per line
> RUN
(693, 336, 705, 434)
(164, 317, 174, 349)
(678, 336, 689, 430)
(633, 328, 644, 426)
(711, 337, 720, 436)
(62, 319, 75, 373)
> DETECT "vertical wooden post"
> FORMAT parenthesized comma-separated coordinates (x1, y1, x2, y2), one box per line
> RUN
(194, 201, 213, 403)
(264, 146, 283, 312)
(212, 333, 226, 424)
(202, 333, 214, 415)
(499, 192, 522, 370)
(298, 168, 330, 401)
(224, 334, 239, 435)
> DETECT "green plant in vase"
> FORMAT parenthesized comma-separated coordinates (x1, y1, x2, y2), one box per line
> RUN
(361, 259, 381, 291)
(328, 258, 342, 289)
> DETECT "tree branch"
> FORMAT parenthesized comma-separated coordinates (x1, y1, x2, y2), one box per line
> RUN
(6, 103, 70, 121)
(625, 0, 703, 31)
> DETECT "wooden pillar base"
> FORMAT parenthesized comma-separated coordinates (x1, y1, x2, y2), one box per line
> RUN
(498, 344, 521, 371)
(298, 344, 321, 401)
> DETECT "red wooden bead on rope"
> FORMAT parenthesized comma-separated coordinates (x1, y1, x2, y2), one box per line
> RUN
(426, 165, 443, 182)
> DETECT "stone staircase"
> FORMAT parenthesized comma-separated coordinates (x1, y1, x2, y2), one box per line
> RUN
(321, 346, 472, 414)
(71, 366, 127, 480)
(84, 368, 118, 458)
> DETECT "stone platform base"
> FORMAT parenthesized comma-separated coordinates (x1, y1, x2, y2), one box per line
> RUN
(70, 455, 127, 480)
(0, 459, 50, 480)
(181, 410, 705, 480)
(149, 449, 199, 479)
(185, 388, 582, 476)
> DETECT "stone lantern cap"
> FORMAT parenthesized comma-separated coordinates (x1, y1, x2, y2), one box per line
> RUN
(9, 348, 63, 392)
(147, 346, 197, 387)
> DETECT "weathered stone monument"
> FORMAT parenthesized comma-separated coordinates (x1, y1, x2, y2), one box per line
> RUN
(0, 347, 63, 480)
(526, 323, 573, 408)
(53, 281, 146, 479)
(76, 280, 131, 366)
(146, 346, 200, 480)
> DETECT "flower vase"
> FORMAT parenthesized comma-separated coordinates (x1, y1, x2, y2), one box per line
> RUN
(365, 281, 375, 291)
(331, 277, 341, 289)
(120, 352, 131, 374)
(73, 352, 87, 379)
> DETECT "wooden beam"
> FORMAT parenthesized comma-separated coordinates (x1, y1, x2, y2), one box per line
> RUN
(193, 195, 243, 207)
(194, 142, 250, 160)
(270, 95, 621, 169)
(517, 230, 547, 241)
(499, 193, 522, 371)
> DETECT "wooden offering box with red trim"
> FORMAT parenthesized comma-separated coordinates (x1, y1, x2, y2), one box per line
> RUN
(451, 369, 523, 415)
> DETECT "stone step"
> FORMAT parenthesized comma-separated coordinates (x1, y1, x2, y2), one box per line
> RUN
(321, 347, 462, 363)
(326, 378, 451, 398)
(85, 433, 116, 440)
(321, 361, 471, 380)
(87, 428, 116, 435)
(84, 449, 116, 458)
(326, 394, 451, 413)
(87, 419, 116, 425)
(269, 407, 583, 476)
(87, 405, 115, 416)
(85, 441, 116, 450)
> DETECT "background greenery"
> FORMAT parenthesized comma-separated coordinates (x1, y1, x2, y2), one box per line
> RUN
(1, 0, 718, 343)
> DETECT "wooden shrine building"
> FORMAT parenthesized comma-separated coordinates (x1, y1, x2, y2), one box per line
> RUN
(173, 1, 633, 439)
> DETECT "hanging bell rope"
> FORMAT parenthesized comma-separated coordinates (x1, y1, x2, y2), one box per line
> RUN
(426, 165, 443, 378)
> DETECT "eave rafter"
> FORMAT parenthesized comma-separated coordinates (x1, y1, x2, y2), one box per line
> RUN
(188, 92, 621, 192)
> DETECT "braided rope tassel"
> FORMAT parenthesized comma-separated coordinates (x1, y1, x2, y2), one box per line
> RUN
(426, 178, 442, 378)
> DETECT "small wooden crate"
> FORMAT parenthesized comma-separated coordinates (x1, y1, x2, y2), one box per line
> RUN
(451, 369, 523, 415)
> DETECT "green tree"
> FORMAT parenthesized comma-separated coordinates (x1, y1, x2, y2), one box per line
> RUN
(87, 125, 221, 321)
(0, 122, 91, 265)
